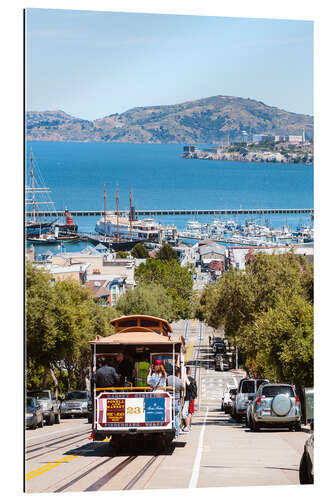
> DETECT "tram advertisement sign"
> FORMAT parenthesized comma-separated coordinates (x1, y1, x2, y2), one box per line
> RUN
(106, 398, 125, 423)
(98, 393, 170, 426)
(145, 398, 165, 422)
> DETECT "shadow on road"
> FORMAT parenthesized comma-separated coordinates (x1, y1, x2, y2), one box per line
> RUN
(63, 438, 185, 458)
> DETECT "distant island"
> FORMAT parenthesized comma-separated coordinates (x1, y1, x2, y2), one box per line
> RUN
(26, 95, 313, 145)
(182, 137, 313, 164)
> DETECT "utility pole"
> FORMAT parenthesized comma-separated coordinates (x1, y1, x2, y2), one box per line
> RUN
(129, 186, 132, 241)
(104, 183, 106, 238)
(30, 148, 36, 223)
(116, 185, 119, 243)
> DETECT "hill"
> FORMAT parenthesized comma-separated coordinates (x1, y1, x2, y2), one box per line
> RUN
(26, 96, 313, 143)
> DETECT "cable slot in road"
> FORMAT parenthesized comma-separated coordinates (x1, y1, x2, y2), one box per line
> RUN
(123, 455, 159, 490)
(84, 455, 137, 491)
(55, 456, 114, 492)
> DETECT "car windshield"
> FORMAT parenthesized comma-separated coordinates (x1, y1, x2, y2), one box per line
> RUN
(262, 386, 295, 398)
(230, 389, 237, 395)
(26, 398, 35, 409)
(65, 391, 88, 400)
(27, 391, 50, 400)
(241, 381, 255, 393)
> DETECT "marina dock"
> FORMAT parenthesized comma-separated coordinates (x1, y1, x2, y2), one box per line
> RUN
(26, 207, 314, 218)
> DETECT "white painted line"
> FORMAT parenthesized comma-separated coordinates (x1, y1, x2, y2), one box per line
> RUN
(189, 406, 209, 489)
(232, 375, 239, 388)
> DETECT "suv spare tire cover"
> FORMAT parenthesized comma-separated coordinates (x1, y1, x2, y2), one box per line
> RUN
(271, 394, 291, 416)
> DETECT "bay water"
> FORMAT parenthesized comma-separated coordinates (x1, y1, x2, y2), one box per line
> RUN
(26, 141, 313, 254)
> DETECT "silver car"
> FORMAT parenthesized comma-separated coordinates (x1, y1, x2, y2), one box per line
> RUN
(60, 390, 89, 418)
(248, 383, 302, 431)
(233, 378, 269, 423)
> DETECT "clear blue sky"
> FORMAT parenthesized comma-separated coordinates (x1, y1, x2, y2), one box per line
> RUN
(26, 8, 313, 120)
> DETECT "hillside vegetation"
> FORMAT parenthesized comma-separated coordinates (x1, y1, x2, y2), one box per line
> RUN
(26, 95, 313, 144)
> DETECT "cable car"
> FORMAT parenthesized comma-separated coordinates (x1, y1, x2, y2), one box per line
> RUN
(89, 315, 186, 452)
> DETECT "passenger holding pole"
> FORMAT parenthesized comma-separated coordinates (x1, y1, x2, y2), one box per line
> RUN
(147, 360, 167, 390)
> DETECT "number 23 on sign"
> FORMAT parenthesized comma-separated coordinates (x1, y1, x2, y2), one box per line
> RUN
(127, 406, 142, 414)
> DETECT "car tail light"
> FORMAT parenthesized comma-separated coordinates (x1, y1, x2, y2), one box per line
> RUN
(295, 396, 300, 405)
(256, 397, 261, 406)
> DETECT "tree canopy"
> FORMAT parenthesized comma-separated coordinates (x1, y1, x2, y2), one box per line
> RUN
(26, 262, 116, 392)
(115, 283, 174, 322)
(135, 258, 193, 319)
(195, 252, 313, 386)
(156, 243, 178, 261)
(131, 243, 149, 259)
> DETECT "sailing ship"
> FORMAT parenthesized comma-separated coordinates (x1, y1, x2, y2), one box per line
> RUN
(93, 185, 161, 250)
(25, 149, 80, 244)
(25, 148, 57, 237)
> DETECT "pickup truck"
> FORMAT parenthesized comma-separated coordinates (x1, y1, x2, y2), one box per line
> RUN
(27, 389, 61, 425)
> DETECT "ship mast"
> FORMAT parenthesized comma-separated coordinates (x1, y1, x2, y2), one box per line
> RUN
(30, 148, 36, 223)
(129, 186, 132, 241)
(116, 185, 119, 243)
(104, 183, 106, 238)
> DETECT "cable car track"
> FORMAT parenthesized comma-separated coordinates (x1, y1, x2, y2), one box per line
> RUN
(26, 430, 89, 455)
(123, 455, 159, 490)
(26, 435, 90, 462)
(84, 455, 138, 491)
(53, 450, 161, 492)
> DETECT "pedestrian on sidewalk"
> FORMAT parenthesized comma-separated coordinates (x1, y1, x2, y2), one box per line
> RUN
(166, 366, 185, 439)
(182, 366, 197, 433)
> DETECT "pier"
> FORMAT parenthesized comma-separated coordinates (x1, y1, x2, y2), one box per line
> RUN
(26, 208, 314, 217)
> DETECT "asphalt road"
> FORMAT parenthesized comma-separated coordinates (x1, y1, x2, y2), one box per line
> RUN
(25, 320, 308, 492)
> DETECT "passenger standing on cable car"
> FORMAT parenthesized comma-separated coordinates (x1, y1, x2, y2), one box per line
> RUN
(92, 357, 120, 388)
(166, 366, 185, 439)
(134, 355, 150, 387)
(147, 360, 167, 390)
(116, 352, 134, 385)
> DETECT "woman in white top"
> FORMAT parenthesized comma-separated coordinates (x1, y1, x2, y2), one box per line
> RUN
(147, 360, 167, 391)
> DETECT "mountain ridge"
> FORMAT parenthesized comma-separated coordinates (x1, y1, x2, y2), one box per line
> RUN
(26, 95, 313, 144)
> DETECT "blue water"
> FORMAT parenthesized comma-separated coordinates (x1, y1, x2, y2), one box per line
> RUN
(26, 141, 313, 255)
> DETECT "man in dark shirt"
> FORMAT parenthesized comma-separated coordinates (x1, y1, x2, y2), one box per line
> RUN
(116, 353, 134, 385)
(166, 367, 185, 438)
(93, 357, 119, 388)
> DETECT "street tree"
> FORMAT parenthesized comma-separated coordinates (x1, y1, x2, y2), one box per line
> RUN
(156, 243, 178, 261)
(135, 258, 193, 319)
(131, 243, 149, 259)
(115, 283, 174, 322)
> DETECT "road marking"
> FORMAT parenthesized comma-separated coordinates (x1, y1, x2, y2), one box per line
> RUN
(25, 455, 78, 480)
(189, 407, 208, 488)
(185, 340, 194, 362)
(232, 376, 239, 388)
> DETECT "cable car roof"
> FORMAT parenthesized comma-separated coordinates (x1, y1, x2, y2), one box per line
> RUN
(110, 315, 172, 336)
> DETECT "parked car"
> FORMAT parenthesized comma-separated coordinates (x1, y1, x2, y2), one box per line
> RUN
(26, 397, 44, 430)
(60, 390, 90, 418)
(221, 386, 237, 413)
(232, 378, 270, 423)
(248, 383, 302, 431)
(27, 390, 61, 425)
(299, 432, 314, 484)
